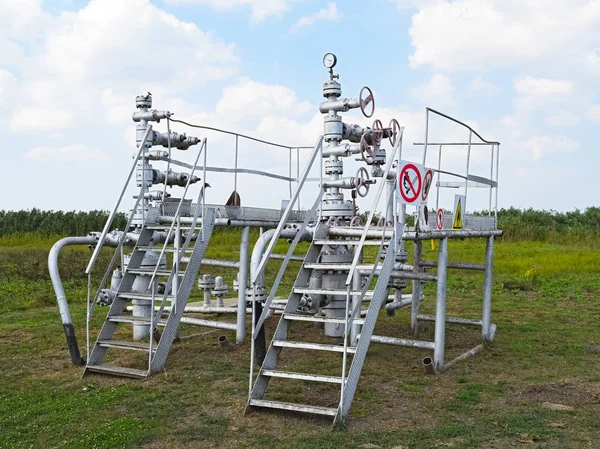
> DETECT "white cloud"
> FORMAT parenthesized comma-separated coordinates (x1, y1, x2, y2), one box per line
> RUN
(24, 144, 108, 163)
(11, 107, 74, 132)
(8, 0, 238, 134)
(0, 69, 17, 98)
(407, 0, 600, 71)
(523, 135, 580, 161)
(410, 73, 454, 106)
(165, 0, 290, 22)
(514, 77, 573, 97)
(215, 77, 312, 119)
(289, 2, 342, 33)
(545, 110, 580, 128)
(587, 104, 600, 123)
(468, 76, 500, 96)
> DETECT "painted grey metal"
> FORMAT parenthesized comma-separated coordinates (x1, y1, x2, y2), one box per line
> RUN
(251, 189, 323, 339)
(151, 208, 216, 372)
(261, 370, 343, 384)
(419, 260, 485, 271)
(246, 224, 329, 411)
(482, 236, 494, 341)
(248, 399, 336, 417)
(236, 226, 250, 342)
(283, 313, 365, 325)
(443, 344, 484, 371)
(433, 238, 449, 371)
(411, 240, 422, 333)
(417, 314, 483, 326)
(334, 229, 402, 426)
(272, 340, 356, 353)
(179, 316, 237, 331)
(49, 235, 98, 365)
(85, 365, 148, 378)
(328, 227, 503, 240)
(368, 335, 435, 350)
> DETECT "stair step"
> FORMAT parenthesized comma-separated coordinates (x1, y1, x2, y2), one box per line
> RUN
(248, 399, 337, 417)
(284, 313, 365, 325)
(85, 364, 148, 378)
(97, 340, 157, 352)
(273, 340, 356, 353)
(126, 269, 185, 277)
(116, 293, 176, 301)
(293, 287, 373, 297)
(107, 315, 167, 326)
(261, 369, 343, 384)
(313, 239, 388, 246)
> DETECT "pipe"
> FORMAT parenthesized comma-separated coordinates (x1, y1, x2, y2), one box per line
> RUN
(237, 226, 250, 342)
(433, 238, 449, 371)
(249, 228, 303, 286)
(442, 344, 484, 371)
(328, 227, 503, 240)
(422, 357, 436, 375)
(179, 317, 237, 330)
(49, 235, 97, 365)
(366, 334, 435, 350)
(386, 293, 423, 312)
(419, 260, 485, 271)
(218, 335, 231, 347)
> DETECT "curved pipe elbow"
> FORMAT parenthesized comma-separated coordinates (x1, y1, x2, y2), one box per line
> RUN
(49, 235, 97, 366)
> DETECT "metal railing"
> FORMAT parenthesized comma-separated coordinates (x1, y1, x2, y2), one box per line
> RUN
(417, 107, 500, 222)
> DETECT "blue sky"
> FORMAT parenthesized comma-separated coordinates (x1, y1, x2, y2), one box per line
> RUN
(1, 0, 599, 214)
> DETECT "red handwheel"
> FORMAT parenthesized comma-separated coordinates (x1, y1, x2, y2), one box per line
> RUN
(355, 167, 370, 197)
(389, 118, 400, 147)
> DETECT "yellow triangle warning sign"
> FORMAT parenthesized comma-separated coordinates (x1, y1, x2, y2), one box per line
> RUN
(452, 196, 463, 230)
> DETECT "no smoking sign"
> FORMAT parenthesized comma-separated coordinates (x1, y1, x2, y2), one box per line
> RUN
(397, 161, 434, 205)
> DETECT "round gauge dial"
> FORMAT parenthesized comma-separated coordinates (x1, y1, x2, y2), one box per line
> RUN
(323, 53, 337, 69)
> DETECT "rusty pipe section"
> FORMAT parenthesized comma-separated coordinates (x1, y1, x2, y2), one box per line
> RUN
(49, 235, 98, 366)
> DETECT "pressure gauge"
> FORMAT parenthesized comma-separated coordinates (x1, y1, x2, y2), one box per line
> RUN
(323, 53, 337, 69)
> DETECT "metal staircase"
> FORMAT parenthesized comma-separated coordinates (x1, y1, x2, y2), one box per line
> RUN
(245, 221, 401, 424)
(84, 207, 215, 378)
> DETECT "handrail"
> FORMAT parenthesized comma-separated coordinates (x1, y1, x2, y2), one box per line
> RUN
(344, 128, 404, 286)
(425, 108, 500, 145)
(151, 183, 207, 329)
(86, 125, 152, 274)
(251, 188, 324, 339)
(144, 139, 207, 293)
(169, 118, 313, 150)
(251, 136, 324, 284)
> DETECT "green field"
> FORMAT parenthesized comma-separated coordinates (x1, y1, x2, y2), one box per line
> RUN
(1, 230, 599, 448)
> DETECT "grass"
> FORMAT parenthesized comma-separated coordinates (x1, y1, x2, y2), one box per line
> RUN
(1, 231, 600, 448)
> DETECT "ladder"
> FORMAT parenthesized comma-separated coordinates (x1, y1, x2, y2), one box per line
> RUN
(84, 206, 215, 378)
(246, 223, 402, 425)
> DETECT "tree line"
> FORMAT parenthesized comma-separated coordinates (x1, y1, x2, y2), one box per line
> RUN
(0, 207, 599, 242)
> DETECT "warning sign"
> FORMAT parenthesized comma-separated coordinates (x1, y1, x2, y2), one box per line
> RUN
(422, 169, 434, 202)
(436, 208, 444, 230)
(452, 195, 465, 230)
(398, 162, 423, 204)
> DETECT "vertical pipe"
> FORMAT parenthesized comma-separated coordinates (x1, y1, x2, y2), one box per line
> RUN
(385, 179, 394, 224)
(495, 144, 500, 227)
(482, 235, 494, 341)
(422, 109, 430, 165)
(411, 240, 422, 334)
(288, 147, 292, 199)
(296, 147, 300, 210)
(433, 237, 448, 371)
(435, 144, 442, 211)
(488, 144, 494, 216)
(173, 218, 180, 306)
(234, 135, 239, 197)
(237, 226, 250, 342)
(464, 131, 472, 201)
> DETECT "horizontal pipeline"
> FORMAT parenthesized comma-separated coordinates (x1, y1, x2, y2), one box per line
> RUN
(364, 334, 435, 350)
(419, 260, 485, 271)
(328, 227, 503, 240)
(416, 314, 483, 326)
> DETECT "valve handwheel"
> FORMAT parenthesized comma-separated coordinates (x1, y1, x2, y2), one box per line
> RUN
(360, 133, 375, 163)
(359, 86, 375, 118)
(355, 167, 370, 197)
(389, 118, 400, 147)
(372, 118, 384, 143)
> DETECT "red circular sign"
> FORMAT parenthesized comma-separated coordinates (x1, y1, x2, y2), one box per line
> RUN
(399, 163, 422, 203)
(422, 169, 433, 201)
(436, 208, 444, 230)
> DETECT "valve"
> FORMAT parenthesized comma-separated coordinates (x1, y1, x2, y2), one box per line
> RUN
(389, 118, 401, 147)
(355, 167, 371, 197)
(360, 133, 376, 164)
(359, 86, 375, 118)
